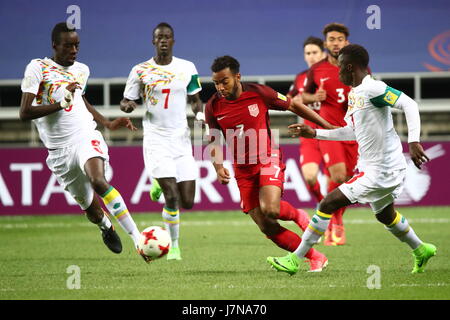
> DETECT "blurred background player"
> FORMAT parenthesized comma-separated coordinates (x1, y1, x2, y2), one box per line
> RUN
(205, 55, 334, 271)
(287, 36, 327, 207)
(19, 22, 142, 257)
(120, 22, 203, 261)
(301, 23, 356, 246)
(268, 44, 436, 275)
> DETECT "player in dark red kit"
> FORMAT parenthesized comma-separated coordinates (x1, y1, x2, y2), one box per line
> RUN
(302, 23, 357, 246)
(287, 36, 327, 206)
(205, 56, 334, 271)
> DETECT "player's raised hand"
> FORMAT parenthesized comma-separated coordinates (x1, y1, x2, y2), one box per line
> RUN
(315, 82, 327, 102)
(409, 142, 430, 169)
(288, 123, 316, 138)
(217, 167, 231, 185)
(120, 99, 138, 113)
(60, 82, 80, 109)
(107, 117, 137, 131)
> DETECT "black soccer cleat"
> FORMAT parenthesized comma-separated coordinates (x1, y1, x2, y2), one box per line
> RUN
(101, 225, 122, 254)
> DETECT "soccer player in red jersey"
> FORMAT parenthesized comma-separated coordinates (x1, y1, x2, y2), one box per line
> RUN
(287, 36, 327, 206)
(302, 23, 356, 246)
(205, 56, 334, 271)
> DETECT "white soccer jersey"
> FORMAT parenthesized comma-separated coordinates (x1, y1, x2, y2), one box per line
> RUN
(316, 75, 421, 173)
(21, 58, 96, 149)
(123, 56, 201, 136)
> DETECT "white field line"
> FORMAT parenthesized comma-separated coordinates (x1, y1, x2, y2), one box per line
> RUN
(0, 282, 448, 292)
(0, 218, 449, 230)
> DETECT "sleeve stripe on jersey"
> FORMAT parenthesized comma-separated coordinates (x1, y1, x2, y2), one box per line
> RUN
(370, 86, 402, 107)
(187, 74, 202, 95)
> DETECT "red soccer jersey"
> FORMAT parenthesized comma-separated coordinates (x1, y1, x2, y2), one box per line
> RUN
(288, 70, 321, 128)
(205, 83, 291, 167)
(304, 58, 350, 127)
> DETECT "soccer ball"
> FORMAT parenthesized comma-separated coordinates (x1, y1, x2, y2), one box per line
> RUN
(138, 226, 171, 261)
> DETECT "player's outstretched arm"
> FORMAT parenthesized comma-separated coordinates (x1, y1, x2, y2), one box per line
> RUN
(288, 95, 335, 129)
(84, 96, 137, 131)
(289, 122, 355, 141)
(19, 82, 79, 121)
(394, 93, 429, 169)
(288, 123, 316, 138)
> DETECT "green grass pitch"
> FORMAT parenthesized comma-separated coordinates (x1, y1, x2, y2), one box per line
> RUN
(0, 207, 449, 300)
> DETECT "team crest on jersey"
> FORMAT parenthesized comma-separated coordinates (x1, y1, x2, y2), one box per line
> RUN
(384, 90, 398, 105)
(248, 104, 259, 117)
(348, 91, 365, 111)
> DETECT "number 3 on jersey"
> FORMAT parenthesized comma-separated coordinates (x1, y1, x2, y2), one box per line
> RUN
(162, 88, 170, 109)
(336, 88, 346, 103)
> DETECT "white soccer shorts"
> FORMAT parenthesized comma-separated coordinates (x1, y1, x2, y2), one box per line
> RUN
(143, 130, 198, 182)
(338, 168, 406, 214)
(46, 130, 110, 210)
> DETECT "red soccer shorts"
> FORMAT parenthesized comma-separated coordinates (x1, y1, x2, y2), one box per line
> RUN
(299, 137, 322, 166)
(318, 140, 358, 177)
(234, 154, 286, 214)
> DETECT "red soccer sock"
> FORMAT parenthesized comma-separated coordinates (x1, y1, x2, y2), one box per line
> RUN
(266, 226, 320, 259)
(278, 200, 310, 231)
(307, 180, 323, 203)
(267, 226, 301, 252)
(332, 207, 345, 225)
(278, 200, 298, 221)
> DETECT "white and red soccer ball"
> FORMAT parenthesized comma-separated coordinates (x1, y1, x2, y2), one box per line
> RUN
(138, 226, 171, 261)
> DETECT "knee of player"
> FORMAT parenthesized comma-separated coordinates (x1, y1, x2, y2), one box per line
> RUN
(88, 176, 109, 193)
(260, 204, 280, 219)
(181, 199, 194, 210)
(164, 193, 180, 207)
(304, 176, 317, 186)
(258, 220, 280, 236)
(330, 174, 347, 185)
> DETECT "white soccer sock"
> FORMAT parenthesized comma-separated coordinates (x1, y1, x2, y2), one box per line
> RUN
(385, 211, 423, 250)
(162, 207, 180, 248)
(101, 186, 141, 247)
(97, 214, 112, 231)
(294, 210, 331, 258)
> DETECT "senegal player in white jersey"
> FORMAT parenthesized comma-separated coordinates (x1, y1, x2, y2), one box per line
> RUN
(268, 44, 436, 275)
(19, 22, 144, 260)
(120, 22, 203, 261)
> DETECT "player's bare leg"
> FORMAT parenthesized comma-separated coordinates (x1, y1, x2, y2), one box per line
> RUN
(177, 180, 196, 209)
(84, 157, 141, 249)
(267, 188, 349, 274)
(376, 203, 436, 273)
(259, 185, 310, 231)
(84, 195, 122, 254)
(257, 185, 327, 271)
(157, 177, 183, 260)
(325, 162, 349, 245)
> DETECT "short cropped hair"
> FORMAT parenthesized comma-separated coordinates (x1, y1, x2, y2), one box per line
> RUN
(322, 23, 349, 39)
(303, 36, 324, 51)
(153, 22, 174, 38)
(339, 44, 369, 68)
(51, 22, 76, 44)
(211, 55, 240, 74)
